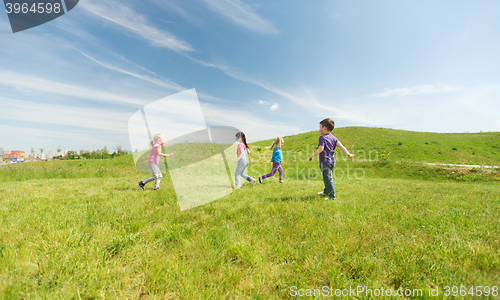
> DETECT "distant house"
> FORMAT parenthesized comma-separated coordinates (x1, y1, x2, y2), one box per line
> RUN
(2, 150, 25, 160)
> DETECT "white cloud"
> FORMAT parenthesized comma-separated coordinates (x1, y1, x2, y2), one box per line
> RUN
(79, 0, 193, 52)
(69, 46, 185, 92)
(0, 97, 131, 134)
(258, 100, 267, 105)
(201, 0, 278, 34)
(0, 124, 120, 152)
(67, 46, 232, 104)
(200, 102, 301, 142)
(370, 84, 462, 98)
(211, 66, 369, 124)
(270, 103, 279, 111)
(0, 69, 148, 107)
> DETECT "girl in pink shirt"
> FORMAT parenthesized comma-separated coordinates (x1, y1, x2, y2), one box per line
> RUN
(138, 134, 174, 190)
(234, 132, 256, 188)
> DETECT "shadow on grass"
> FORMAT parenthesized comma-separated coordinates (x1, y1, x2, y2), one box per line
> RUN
(265, 195, 318, 202)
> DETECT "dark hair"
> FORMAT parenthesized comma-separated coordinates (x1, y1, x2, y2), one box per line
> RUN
(320, 118, 335, 132)
(235, 132, 249, 150)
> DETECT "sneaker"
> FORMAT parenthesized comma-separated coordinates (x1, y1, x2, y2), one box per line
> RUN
(138, 181, 145, 190)
(317, 191, 327, 196)
(279, 180, 285, 183)
(251, 178, 256, 185)
(258, 177, 263, 184)
(154, 187, 160, 190)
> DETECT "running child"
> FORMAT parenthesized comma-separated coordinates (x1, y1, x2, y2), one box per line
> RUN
(258, 136, 284, 184)
(138, 133, 174, 191)
(308, 119, 354, 199)
(234, 132, 256, 188)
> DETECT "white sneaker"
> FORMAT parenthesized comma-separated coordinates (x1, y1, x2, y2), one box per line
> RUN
(279, 180, 285, 183)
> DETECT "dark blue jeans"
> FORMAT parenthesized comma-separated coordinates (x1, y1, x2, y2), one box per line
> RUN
(320, 162, 335, 199)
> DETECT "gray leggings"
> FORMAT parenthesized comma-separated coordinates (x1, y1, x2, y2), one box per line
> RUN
(143, 163, 163, 189)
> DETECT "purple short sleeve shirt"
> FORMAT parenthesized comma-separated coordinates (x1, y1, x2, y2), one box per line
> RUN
(318, 133, 338, 164)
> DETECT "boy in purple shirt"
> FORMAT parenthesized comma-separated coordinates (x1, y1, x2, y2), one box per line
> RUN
(309, 118, 355, 199)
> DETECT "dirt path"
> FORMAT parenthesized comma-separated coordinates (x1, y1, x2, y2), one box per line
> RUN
(423, 162, 500, 169)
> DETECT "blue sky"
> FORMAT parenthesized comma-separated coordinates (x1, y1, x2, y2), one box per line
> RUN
(1, 0, 499, 153)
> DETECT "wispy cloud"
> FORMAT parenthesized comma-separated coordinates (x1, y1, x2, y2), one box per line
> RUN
(370, 84, 462, 98)
(80, 0, 193, 52)
(0, 123, 128, 152)
(0, 97, 131, 133)
(200, 102, 301, 142)
(68, 46, 185, 92)
(258, 100, 267, 105)
(67, 46, 233, 104)
(206, 65, 367, 124)
(0, 69, 148, 107)
(201, 0, 278, 34)
(270, 103, 279, 111)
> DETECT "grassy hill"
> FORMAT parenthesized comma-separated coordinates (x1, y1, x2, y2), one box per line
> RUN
(2, 127, 498, 184)
(254, 127, 500, 166)
(250, 127, 500, 183)
(0, 127, 499, 298)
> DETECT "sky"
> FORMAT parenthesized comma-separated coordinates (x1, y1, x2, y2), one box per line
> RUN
(1, 0, 499, 154)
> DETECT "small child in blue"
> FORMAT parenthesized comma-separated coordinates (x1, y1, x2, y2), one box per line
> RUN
(309, 118, 354, 199)
(258, 136, 284, 184)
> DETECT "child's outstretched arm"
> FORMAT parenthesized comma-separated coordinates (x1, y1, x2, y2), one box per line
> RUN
(309, 146, 324, 161)
(337, 141, 355, 158)
(156, 147, 174, 158)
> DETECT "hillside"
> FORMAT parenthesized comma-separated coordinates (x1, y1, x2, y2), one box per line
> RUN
(252, 127, 500, 166)
(1, 127, 499, 184)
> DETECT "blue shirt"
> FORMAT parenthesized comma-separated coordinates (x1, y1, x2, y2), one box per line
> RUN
(318, 133, 338, 164)
(270, 147, 282, 163)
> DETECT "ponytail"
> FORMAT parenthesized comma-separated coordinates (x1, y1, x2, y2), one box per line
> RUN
(269, 136, 283, 150)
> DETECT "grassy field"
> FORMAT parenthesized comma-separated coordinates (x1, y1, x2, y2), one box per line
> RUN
(0, 127, 499, 299)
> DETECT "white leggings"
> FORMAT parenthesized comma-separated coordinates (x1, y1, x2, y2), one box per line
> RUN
(143, 163, 163, 189)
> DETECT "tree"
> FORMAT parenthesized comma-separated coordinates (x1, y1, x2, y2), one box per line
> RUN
(115, 144, 123, 155)
(40, 148, 44, 155)
(30, 147, 35, 160)
(103, 146, 109, 159)
(57, 146, 62, 154)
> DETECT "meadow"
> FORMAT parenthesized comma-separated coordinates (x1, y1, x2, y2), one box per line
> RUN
(0, 127, 499, 299)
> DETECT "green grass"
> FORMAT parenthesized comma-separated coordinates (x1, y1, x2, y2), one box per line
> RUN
(0, 127, 499, 299)
(254, 127, 500, 166)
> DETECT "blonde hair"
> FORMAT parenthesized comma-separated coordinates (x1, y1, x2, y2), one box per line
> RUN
(150, 133, 165, 148)
(269, 136, 284, 150)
